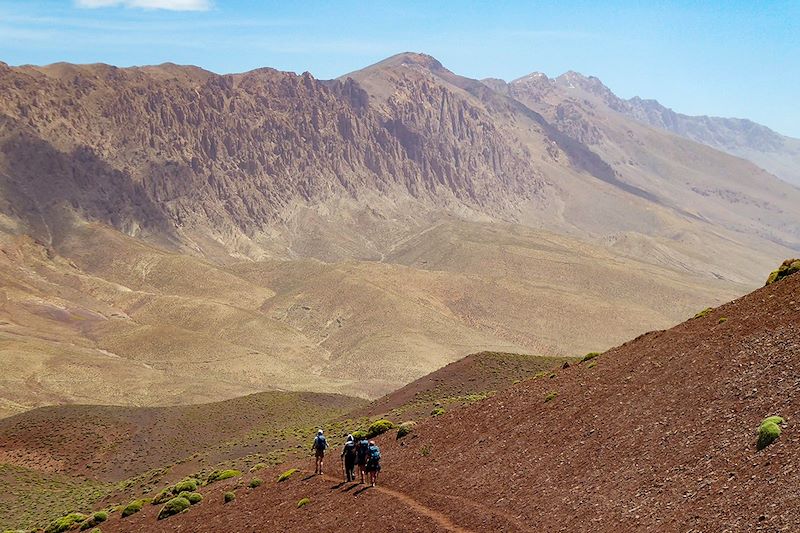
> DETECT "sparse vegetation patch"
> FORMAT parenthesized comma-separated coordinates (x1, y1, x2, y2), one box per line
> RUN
(277, 468, 298, 482)
(366, 419, 395, 438)
(224, 491, 236, 503)
(249, 478, 262, 489)
(757, 416, 785, 450)
(45, 513, 87, 533)
(396, 421, 416, 439)
(765, 259, 800, 285)
(297, 498, 311, 508)
(79, 511, 108, 530)
(157, 497, 191, 520)
(431, 407, 445, 417)
(122, 499, 146, 517)
(206, 469, 241, 484)
(544, 391, 557, 402)
(581, 352, 600, 362)
(693, 307, 713, 319)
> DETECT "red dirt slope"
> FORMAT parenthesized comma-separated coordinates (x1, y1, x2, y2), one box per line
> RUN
(102, 271, 800, 531)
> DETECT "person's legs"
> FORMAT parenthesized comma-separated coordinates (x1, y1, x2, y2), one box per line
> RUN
(319, 454, 324, 475)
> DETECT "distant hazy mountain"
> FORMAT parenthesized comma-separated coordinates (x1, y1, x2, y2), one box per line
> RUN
(499, 70, 800, 187)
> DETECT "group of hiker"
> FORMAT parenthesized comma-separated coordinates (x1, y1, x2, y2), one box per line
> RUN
(311, 430, 382, 487)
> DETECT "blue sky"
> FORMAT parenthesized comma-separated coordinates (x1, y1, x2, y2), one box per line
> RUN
(1, 1, 798, 137)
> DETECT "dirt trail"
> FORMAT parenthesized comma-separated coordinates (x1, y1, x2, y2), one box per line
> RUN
(322, 474, 471, 532)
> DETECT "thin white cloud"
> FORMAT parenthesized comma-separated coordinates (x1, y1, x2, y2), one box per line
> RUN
(75, 0, 212, 11)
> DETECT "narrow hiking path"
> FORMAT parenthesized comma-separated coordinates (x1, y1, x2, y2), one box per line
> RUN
(320, 474, 472, 532)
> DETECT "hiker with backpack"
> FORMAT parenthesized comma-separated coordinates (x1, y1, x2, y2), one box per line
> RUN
(341, 434, 357, 482)
(355, 435, 370, 483)
(365, 439, 381, 487)
(312, 429, 328, 475)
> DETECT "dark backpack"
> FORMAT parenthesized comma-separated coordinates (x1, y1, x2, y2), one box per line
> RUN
(357, 439, 369, 458)
(314, 435, 327, 450)
(368, 444, 381, 461)
(344, 441, 356, 459)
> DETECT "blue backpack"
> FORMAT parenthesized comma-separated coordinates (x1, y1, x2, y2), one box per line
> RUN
(368, 444, 381, 461)
(314, 435, 327, 450)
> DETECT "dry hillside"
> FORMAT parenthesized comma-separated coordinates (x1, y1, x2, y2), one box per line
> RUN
(94, 268, 800, 532)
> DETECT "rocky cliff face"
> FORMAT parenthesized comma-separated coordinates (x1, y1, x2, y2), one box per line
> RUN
(0, 58, 559, 259)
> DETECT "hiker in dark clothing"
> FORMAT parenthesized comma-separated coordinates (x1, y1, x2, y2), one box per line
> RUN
(312, 429, 328, 475)
(365, 439, 381, 487)
(341, 434, 357, 482)
(355, 435, 370, 483)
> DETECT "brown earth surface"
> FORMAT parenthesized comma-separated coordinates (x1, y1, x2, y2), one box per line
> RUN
(95, 270, 800, 532)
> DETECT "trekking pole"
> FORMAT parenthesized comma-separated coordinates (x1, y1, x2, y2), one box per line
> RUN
(341, 457, 346, 482)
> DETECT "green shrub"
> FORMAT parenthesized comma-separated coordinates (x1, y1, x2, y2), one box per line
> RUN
(172, 479, 198, 494)
(693, 307, 713, 319)
(122, 499, 145, 517)
(249, 478, 262, 488)
(206, 469, 241, 483)
(249, 463, 267, 472)
(79, 511, 108, 530)
(351, 430, 367, 440)
(297, 497, 311, 508)
(151, 489, 173, 505)
(549, 373, 556, 379)
(757, 421, 782, 450)
(765, 259, 800, 285)
(366, 419, 395, 438)
(430, 407, 445, 417)
(277, 468, 298, 482)
(186, 492, 203, 505)
(420, 445, 431, 457)
(223, 491, 236, 503)
(586, 361, 597, 369)
(45, 513, 88, 533)
(544, 391, 557, 403)
(762, 415, 785, 426)
(157, 497, 191, 520)
(581, 352, 600, 362)
(718, 317, 728, 324)
(396, 421, 416, 439)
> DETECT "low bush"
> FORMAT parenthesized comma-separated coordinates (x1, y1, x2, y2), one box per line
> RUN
(420, 445, 431, 457)
(79, 511, 108, 530)
(297, 497, 311, 508)
(581, 352, 600, 362)
(693, 307, 713, 319)
(396, 421, 416, 439)
(151, 489, 173, 505)
(277, 468, 298, 482)
(206, 469, 241, 484)
(172, 479, 198, 494)
(757, 421, 782, 450)
(122, 499, 145, 517)
(430, 407, 445, 417)
(186, 492, 203, 505)
(718, 317, 728, 324)
(351, 430, 368, 440)
(249, 463, 267, 472)
(223, 491, 236, 503)
(765, 258, 800, 285)
(157, 497, 191, 520)
(762, 415, 785, 426)
(587, 360, 597, 369)
(45, 513, 88, 533)
(544, 391, 557, 403)
(366, 419, 395, 438)
(249, 478, 262, 488)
